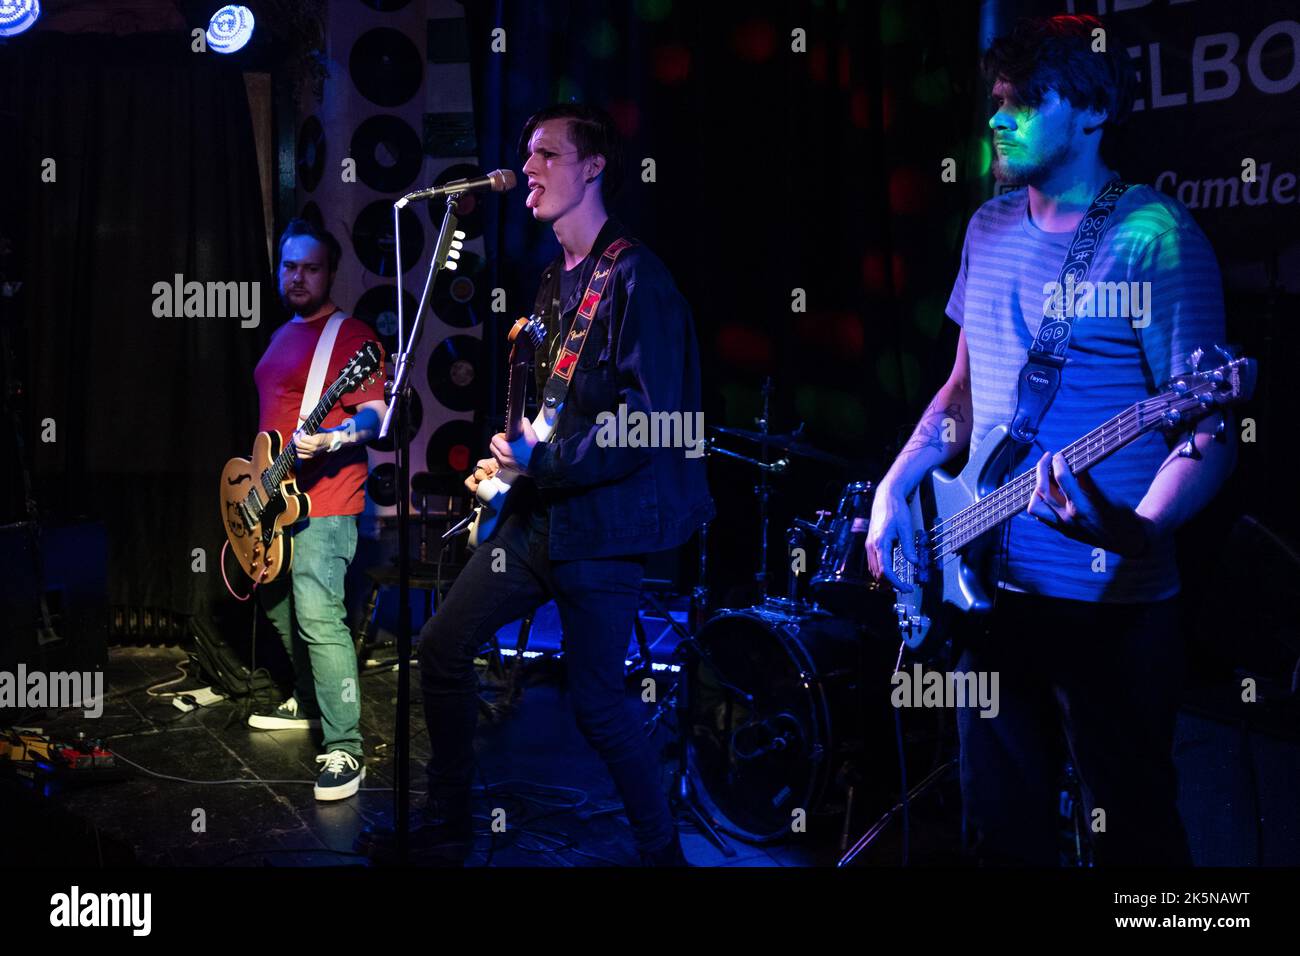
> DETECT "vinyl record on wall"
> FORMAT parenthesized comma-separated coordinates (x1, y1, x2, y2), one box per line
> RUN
(296, 116, 325, 192)
(351, 114, 423, 193)
(427, 335, 483, 412)
(366, 462, 398, 509)
(425, 419, 479, 495)
(369, 389, 424, 454)
(423, 112, 478, 159)
(424, 163, 487, 239)
(431, 252, 483, 328)
(299, 201, 323, 228)
(352, 200, 424, 277)
(349, 28, 423, 108)
(353, 284, 418, 355)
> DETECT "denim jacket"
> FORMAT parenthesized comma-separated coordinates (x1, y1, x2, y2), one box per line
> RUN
(522, 218, 715, 560)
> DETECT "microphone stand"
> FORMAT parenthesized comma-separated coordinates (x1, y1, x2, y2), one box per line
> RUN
(366, 191, 464, 864)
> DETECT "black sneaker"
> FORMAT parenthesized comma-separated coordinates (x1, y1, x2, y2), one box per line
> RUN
(248, 696, 320, 730)
(314, 750, 365, 801)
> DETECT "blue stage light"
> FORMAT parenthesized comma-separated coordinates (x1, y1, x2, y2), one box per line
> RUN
(0, 0, 41, 38)
(206, 4, 254, 54)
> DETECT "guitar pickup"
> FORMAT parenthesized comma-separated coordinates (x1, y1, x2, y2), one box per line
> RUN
(912, 530, 931, 584)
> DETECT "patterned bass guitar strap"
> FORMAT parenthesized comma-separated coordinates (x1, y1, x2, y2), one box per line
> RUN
(1008, 178, 1132, 445)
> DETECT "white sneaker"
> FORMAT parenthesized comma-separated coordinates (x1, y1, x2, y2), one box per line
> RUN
(314, 750, 365, 801)
(248, 696, 321, 730)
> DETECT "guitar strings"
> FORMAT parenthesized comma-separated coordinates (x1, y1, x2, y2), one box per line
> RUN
(919, 394, 1169, 562)
(927, 397, 1155, 554)
(926, 387, 1209, 560)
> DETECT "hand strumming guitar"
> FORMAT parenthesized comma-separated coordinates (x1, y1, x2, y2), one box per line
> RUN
(465, 458, 500, 494)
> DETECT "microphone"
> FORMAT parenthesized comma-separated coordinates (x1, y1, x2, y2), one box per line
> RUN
(395, 169, 517, 207)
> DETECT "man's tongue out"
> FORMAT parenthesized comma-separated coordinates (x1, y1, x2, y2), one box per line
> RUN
(527, 184, 545, 209)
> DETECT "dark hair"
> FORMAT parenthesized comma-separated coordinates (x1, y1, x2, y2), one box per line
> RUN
(517, 103, 626, 204)
(983, 15, 1135, 131)
(278, 218, 342, 273)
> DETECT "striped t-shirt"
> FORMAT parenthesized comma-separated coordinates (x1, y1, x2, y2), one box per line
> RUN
(945, 185, 1225, 603)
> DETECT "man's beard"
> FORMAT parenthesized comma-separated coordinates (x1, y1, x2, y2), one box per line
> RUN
(280, 288, 329, 317)
(992, 136, 1072, 187)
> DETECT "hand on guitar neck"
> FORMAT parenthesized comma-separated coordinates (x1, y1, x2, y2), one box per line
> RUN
(465, 315, 554, 551)
(1026, 450, 1153, 558)
(490, 417, 540, 475)
(467, 403, 559, 493)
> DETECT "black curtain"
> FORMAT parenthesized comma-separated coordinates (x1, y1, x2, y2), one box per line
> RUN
(0, 33, 272, 619)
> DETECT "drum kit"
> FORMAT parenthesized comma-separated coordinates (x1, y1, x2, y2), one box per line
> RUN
(665, 380, 934, 861)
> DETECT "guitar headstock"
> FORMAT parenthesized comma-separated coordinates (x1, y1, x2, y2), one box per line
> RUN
(1153, 346, 1256, 433)
(507, 314, 548, 360)
(338, 341, 382, 390)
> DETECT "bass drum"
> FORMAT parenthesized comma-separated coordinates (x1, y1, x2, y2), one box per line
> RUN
(684, 604, 869, 843)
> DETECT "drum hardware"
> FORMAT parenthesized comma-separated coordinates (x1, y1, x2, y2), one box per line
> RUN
(681, 604, 878, 843)
(708, 425, 851, 469)
(641, 637, 737, 857)
(810, 480, 888, 619)
(837, 757, 956, 867)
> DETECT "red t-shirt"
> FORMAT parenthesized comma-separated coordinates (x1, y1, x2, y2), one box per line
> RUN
(254, 309, 387, 517)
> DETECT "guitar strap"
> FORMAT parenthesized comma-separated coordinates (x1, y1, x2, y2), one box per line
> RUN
(538, 236, 637, 415)
(1008, 179, 1132, 445)
(297, 310, 346, 429)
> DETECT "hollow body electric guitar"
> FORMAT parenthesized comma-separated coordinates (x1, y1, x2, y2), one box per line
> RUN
(467, 315, 551, 550)
(220, 342, 381, 584)
(890, 348, 1256, 656)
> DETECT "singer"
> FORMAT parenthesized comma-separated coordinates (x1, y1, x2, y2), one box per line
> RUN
(415, 103, 714, 865)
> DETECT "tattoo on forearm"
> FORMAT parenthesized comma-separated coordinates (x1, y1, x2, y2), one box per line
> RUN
(901, 401, 964, 457)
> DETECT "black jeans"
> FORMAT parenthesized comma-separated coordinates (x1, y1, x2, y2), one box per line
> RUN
(417, 512, 674, 853)
(956, 588, 1192, 866)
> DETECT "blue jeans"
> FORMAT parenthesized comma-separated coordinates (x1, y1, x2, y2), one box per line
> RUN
(417, 511, 675, 854)
(259, 515, 362, 757)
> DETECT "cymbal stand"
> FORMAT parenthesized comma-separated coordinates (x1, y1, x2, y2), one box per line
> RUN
(753, 377, 774, 590)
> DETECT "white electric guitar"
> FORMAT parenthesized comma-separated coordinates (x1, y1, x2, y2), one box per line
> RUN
(466, 315, 552, 550)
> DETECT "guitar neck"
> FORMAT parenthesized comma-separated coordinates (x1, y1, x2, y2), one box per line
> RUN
(503, 356, 530, 442)
(932, 389, 1206, 558)
(263, 377, 347, 491)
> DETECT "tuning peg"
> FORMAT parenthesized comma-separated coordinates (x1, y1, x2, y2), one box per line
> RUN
(1213, 344, 1236, 363)
(1177, 437, 1201, 460)
(1190, 347, 1205, 372)
(1212, 412, 1227, 441)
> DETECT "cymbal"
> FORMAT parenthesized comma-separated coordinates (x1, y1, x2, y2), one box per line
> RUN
(708, 425, 850, 468)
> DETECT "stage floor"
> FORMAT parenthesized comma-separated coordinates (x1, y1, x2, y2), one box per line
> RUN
(7, 642, 962, 867)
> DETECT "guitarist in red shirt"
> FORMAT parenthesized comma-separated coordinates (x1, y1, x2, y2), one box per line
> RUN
(246, 219, 388, 801)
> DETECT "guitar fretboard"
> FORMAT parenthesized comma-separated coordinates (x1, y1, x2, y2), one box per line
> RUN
(261, 376, 348, 497)
(928, 388, 1212, 560)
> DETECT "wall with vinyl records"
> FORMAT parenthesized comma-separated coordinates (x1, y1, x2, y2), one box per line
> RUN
(293, 0, 491, 537)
